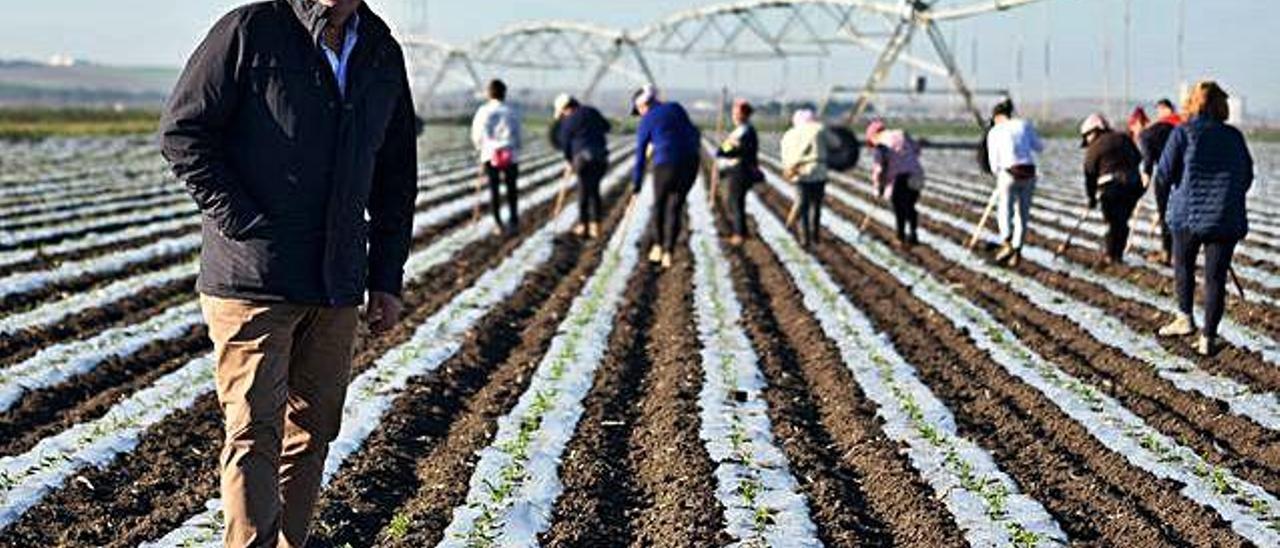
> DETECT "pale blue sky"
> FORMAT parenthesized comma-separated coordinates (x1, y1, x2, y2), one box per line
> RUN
(6, 1, 1279, 117)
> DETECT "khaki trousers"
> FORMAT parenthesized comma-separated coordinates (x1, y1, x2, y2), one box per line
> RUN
(200, 295, 358, 548)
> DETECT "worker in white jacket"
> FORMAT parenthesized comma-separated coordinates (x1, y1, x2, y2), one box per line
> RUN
(470, 78, 524, 235)
(780, 108, 828, 248)
(985, 98, 1043, 266)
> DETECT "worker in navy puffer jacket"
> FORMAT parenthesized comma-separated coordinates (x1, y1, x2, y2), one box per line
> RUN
(1154, 81, 1253, 357)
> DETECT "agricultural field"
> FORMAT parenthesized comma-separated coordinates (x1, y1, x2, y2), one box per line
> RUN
(0, 128, 1278, 548)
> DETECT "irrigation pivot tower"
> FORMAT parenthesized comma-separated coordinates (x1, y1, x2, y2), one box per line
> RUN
(399, 0, 1050, 125)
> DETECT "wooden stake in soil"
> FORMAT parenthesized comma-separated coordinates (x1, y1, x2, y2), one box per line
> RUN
(966, 185, 1000, 250)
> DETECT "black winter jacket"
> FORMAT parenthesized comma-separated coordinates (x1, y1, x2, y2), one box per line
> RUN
(160, 0, 418, 306)
(1083, 130, 1142, 204)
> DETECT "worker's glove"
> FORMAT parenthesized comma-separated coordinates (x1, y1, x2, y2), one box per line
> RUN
(1088, 197, 1098, 210)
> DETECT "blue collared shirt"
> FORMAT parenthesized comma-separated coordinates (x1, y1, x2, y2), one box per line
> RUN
(321, 14, 359, 97)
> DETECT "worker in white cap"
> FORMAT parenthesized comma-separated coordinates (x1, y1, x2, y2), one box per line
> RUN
(554, 92, 612, 237)
(1080, 112, 1144, 265)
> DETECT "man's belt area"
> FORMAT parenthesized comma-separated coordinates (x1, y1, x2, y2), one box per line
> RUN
(1098, 171, 1134, 187)
(1006, 164, 1037, 182)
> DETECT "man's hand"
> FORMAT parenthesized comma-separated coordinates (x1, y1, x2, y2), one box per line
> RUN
(365, 291, 403, 334)
(1088, 197, 1098, 210)
(563, 161, 574, 178)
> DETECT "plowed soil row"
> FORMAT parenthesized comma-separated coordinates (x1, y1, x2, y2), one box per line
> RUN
(713, 192, 965, 548)
(0, 161, 588, 424)
(540, 236, 728, 547)
(918, 179, 1280, 341)
(305, 184, 632, 548)
(753, 182, 1248, 546)
(833, 176, 1280, 399)
(818, 181, 1280, 497)
(0, 160, 564, 316)
(0, 277, 193, 368)
(0, 180, 595, 548)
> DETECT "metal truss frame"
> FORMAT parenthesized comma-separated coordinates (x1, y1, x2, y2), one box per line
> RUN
(399, 35, 483, 114)
(400, 0, 1045, 125)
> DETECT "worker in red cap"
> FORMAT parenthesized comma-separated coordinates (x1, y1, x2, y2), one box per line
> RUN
(1127, 107, 1150, 146)
(1080, 113, 1144, 265)
(1138, 98, 1185, 264)
(715, 98, 762, 245)
(866, 119, 925, 247)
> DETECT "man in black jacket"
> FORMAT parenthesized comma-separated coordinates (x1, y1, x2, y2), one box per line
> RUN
(159, 0, 417, 545)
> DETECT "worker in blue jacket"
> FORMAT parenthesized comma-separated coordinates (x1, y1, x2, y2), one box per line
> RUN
(630, 85, 702, 268)
(1154, 81, 1254, 357)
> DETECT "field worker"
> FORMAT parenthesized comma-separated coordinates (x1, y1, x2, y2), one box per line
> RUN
(631, 84, 702, 268)
(1080, 113, 1144, 265)
(715, 98, 763, 245)
(780, 108, 828, 249)
(1139, 98, 1185, 264)
(867, 119, 926, 247)
(158, 0, 418, 545)
(1127, 107, 1150, 145)
(555, 93, 612, 238)
(986, 98, 1044, 267)
(471, 78, 523, 236)
(1155, 81, 1254, 357)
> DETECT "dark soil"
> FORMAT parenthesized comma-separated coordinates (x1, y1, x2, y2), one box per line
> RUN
(0, 174, 608, 548)
(754, 181, 1250, 546)
(335, 185, 634, 548)
(815, 185, 1280, 496)
(714, 195, 966, 547)
(540, 234, 729, 547)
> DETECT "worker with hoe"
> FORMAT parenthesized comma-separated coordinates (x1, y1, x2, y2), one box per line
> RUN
(780, 108, 829, 249)
(1080, 113, 1144, 265)
(715, 98, 763, 246)
(471, 78, 524, 236)
(554, 93, 612, 238)
(985, 98, 1044, 267)
(159, 0, 418, 545)
(1155, 81, 1254, 357)
(631, 84, 702, 268)
(1139, 98, 1185, 265)
(867, 118, 926, 247)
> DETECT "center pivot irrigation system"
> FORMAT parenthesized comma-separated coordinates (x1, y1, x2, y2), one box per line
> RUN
(399, 0, 1046, 126)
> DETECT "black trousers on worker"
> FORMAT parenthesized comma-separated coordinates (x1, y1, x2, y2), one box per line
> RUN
(891, 174, 920, 244)
(723, 167, 754, 237)
(1173, 229, 1238, 339)
(484, 161, 519, 230)
(1154, 179, 1173, 257)
(651, 158, 699, 251)
(574, 156, 608, 225)
(797, 181, 826, 247)
(1100, 182, 1142, 261)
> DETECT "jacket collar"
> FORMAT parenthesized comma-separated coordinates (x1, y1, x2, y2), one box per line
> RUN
(288, 0, 388, 45)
